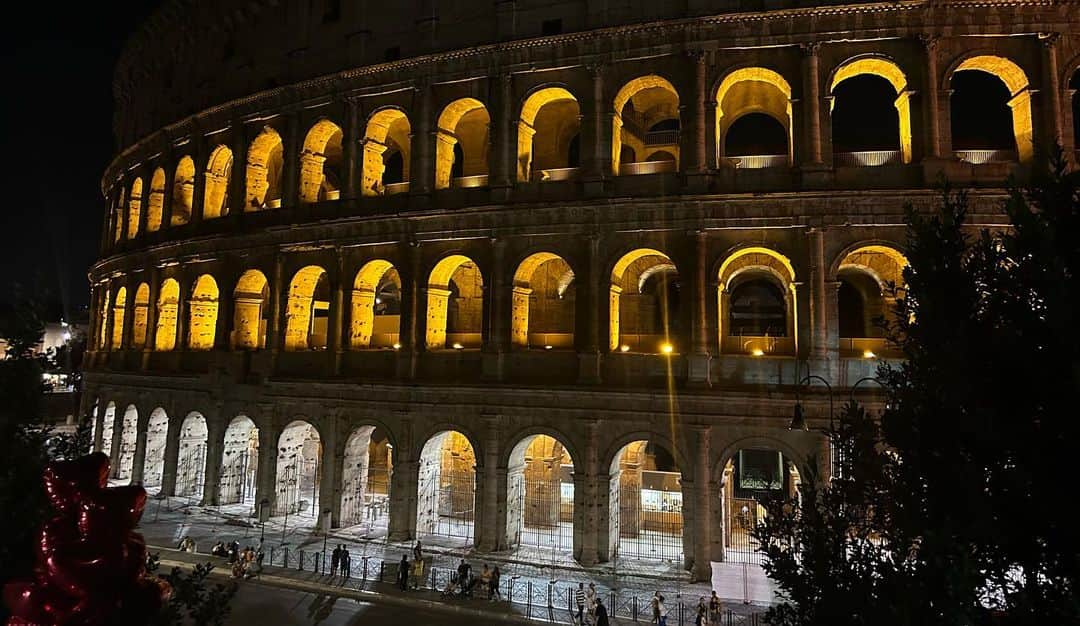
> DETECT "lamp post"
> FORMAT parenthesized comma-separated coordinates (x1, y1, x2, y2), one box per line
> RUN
(741, 504, 750, 605)
(258, 497, 270, 544)
(789, 374, 835, 432)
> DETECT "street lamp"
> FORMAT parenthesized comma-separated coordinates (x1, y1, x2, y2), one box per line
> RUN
(789, 374, 835, 432)
(741, 504, 750, 605)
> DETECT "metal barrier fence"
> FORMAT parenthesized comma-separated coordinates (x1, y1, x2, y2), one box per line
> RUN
(232, 544, 769, 625)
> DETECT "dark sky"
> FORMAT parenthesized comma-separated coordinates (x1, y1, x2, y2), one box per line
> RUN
(0, 2, 160, 321)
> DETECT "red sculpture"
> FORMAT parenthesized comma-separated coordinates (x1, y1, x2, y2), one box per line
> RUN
(3, 452, 171, 625)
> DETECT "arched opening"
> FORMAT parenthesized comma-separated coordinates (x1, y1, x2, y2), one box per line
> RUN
(506, 434, 575, 552)
(89, 399, 100, 453)
(171, 155, 195, 225)
(718, 248, 797, 356)
(340, 426, 393, 538)
(131, 283, 150, 349)
(613, 76, 680, 175)
(110, 286, 127, 350)
(115, 405, 139, 483)
(284, 266, 330, 351)
(836, 245, 908, 357)
(416, 430, 476, 547)
(127, 177, 143, 239)
(609, 440, 684, 563)
(609, 249, 680, 353)
(232, 270, 269, 350)
(720, 448, 801, 564)
(176, 413, 209, 499)
(245, 127, 284, 210)
(350, 260, 401, 349)
(142, 408, 169, 494)
(511, 253, 575, 349)
(97, 290, 110, 349)
(220, 416, 259, 507)
(517, 87, 582, 182)
(436, 98, 490, 189)
(187, 275, 219, 350)
(362, 109, 412, 196)
(426, 255, 484, 350)
(950, 56, 1034, 163)
(829, 58, 911, 166)
(146, 168, 166, 232)
(155, 278, 180, 351)
(112, 188, 125, 243)
(716, 67, 793, 169)
(202, 145, 233, 219)
(299, 119, 343, 203)
(274, 421, 322, 518)
(101, 401, 116, 457)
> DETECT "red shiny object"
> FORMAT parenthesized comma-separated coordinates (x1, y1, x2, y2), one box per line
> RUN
(3, 452, 172, 625)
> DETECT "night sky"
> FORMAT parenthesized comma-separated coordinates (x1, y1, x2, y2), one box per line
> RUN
(0, 2, 160, 321)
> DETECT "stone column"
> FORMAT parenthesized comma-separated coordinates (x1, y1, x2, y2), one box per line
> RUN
(130, 411, 150, 485)
(161, 155, 175, 229)
(200, 411, 227, 506)
(191, 137, 207, 224)
(808, 228, 828, 362)
(411, 81, 434, 196)
(483, 238, 508, 381)
(389, 458, 418, 541)
(1041, 33, 1064, 148)
(92, 398, 105, 452)
(577, 235, 602, 383)
(476, 415, 502, 552)
(142, 268, 160, 370)
(577, 420, 600, 565)
(688, 230, 711, 385)
(229, 123, 246, 218)
(921, 36, 943, 159)
(159, 406, 181, 497)
(801, 43, 824, 166)
(584, 63, 608, 192)
(329, 249, 346, 374)
(268, 253, 285, 361)
(282, 114, 301, 208)
(491, 72, 514, 195)
(343, 99, 361, 200)
(397, 241, 422, 379)
(121, 277, 137, 352)
(317, 415, 339, 531)
(689, 50, 708, 173)
(692, 426, 712, 582)
(254, 422, 279, 515)
(214, 276, 234, 351)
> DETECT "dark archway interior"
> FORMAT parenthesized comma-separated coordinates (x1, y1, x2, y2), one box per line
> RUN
(641, 270, 682, 336)
(729, 278, 786, 336)
(831, 74, 900, 153)
(567, 134, 581, 168)
(1071, 70, 1080, 152)
(950, 70, 1015, 151)
(383, 151, 404, 184)
(838, 279, 867, 337)
(451, 144, 465, 179)
(725, 113, 788, 156)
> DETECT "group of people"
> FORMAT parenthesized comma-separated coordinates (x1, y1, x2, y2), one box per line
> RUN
(209, 540, 264, 579)
(573, 582, 610, 626)
(439, 557, 503, 601)
(395, 541, 429, 591)
(329, 544, 353, 579)
(648, 590, 724, 626)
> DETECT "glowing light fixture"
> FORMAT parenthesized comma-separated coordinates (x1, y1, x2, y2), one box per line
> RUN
(620, 345, 630, 353)
(660, 342, 674, 354)
(751, 348, 765, 357)
(392, 342, 401, 350)
(863, 350, 876, 359)
(452, 342, 464, 350)
(544, 345, 553, 350)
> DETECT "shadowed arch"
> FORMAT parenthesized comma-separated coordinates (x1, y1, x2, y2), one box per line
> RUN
(362, 108, 412, 196)
(517, 86, 581, 181)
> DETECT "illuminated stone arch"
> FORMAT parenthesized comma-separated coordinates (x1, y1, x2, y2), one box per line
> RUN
(274, 419, 323, 517)
(828, 56, 913, 163)
(517, 87, 581, 182)
(949, 54, 1035, 162)
(245, 127, 284, 211)
(176, 412, 209, 498)
(511, 252, 575, 349)
(142, 408, 169, 492)
(605, 433, 686, 563)
(299, 119, 343, 203)
(717, 247, 797, 355)
(426, 255, 484, 349)
(100, 401, 116, 457)
(609, 248, 679, 353)
(113, 188, 126, 242)
(187, 274, 219, 350)
(202, 145, 233, 219)
(715, 67, 794, 163)
(219, 415, 260, 505)
(115, 405, 139, 482)
(146, 168, 166, 232)
(435, 98, 490, 189)
(362, 108, 412, 196)
(232, 270, 269, 349)
(171, 156, 195, 226)
(505, 430, 577, 551)
(350, 260, 401, 349)
(415, 429, 478, 544)
(126, 177, 143, 239)
(612, 75, 680, 175)
(97, 288, 111, 349)
(155, 278, 180, 351)
(284, 265, 330, 351)
(110, 286, 127, 350)
(339, 423, 396, 527)
(131, 283, 150, 349)
(833, 244, 909, 341)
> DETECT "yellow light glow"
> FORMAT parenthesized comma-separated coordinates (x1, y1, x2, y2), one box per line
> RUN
(863, 350, 876, 359)
(452, 342, 464, 350)
(660, 342, 674, 354)
(393, 342, 401, 350)
(751, 348, 765, 357)
(544, 345, 553, 350)
(620, 344, 631, 353)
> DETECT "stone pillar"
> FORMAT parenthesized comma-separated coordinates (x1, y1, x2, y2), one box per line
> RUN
(688, 230, 711, 385)
(343, 99, 361, 199)
(161, 156, 175, 229)
(689, 50, 708, 173)
(191, 138, 207, 224)
(577, 235, 602, 383)
(1041, 33, 1064, 148)
(389, 458, 418, 541)
(491, 72, 514, 196)
(142, 268, 161, 370)
(921, 36, 943, 159)
(282, 114, 301, 208)
(476, 415, 502, 552)
(808, 228, 828, 362)
(329, 250, 346, 374)
(254, 422, 279, 516)
(268, 253, 285, 361)
(214, 277, 234, 352)
(92, 399, 105, 452)
(577, 420, 600, 565)
(483, 238, 508, 381)
(159, 408, 181, 497)
(411, 81, 434, 196)
(317, 415, 339, 531)
(692, 426, 712, 582)
(816, 434, 833, 485)
(200, 411, 226, 506)
(584, 63, 608, 191)
(229, 123, 246, 218)
(121, 277, 137, 351)
(397, 241, 422, 379)
(801, 43, 824, 166)
(130, 411, 150, 485)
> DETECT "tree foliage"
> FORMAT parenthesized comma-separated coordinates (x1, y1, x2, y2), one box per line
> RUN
(146, 555, 238, 626)
(755, 153, 1080, 625)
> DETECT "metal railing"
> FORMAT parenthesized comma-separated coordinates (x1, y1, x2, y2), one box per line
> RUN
(954, 149, 1018, 164)
(833, 150, 902, 167)
(383, 181, 410, 195)
(725, 155, 788, 170)
(536, 167, 582, 182)
(618, 160, 677, 176)
(644, 129, 680, 146)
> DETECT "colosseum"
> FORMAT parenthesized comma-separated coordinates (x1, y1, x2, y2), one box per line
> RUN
(84, 0, 1080, 582)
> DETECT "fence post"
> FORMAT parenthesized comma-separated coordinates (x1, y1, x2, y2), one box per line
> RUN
(632, 596, 638, 620)
(362, 557, 369, 581)
(298, 550, 304, 571)
(283, 547, 289, 568)
(527, 581, 533, 615)
(379, 561, 385, 582)
(430, 566, 436, 591)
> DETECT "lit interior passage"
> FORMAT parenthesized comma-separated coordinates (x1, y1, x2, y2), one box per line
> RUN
(511, 253, 575, 349)
(245, 127, 284, 210)
(132, 283, 150, 349)
(950, 56, 1034, 163)
(506, 435, 574, 552)
(146, 168, 166, 232)
(362, 109, 411, 196)
(517, 87, 581, 182)
(716, 67, 793, 168)
(115, 405, 139, 483)
(609, 440, 684, 563)
(829, 58, 911, 166)
(111, 286, 127, 350)
(232, 270, 269, 349)
(175, 413, 208, 498)
(202, 145, 233, 219)
(340, 426, 393, 536)
(435, 98, 490, 189)
(142, 408, 169, 493)
(718, 248, 797, 356)
(721, 449, 801, 564)
(274, 421, 321, 517)
(299, 120, 343, 203)
(155, 278, 180, 351)
(101, 402, 116, 457)
(837, 246, 908, 356)
(612, 76, 681, 175)
(127, 177, 143, 239)
(219, 416, 259, 506)
(187, 275, 219, 350)
(609, 249, 680, 353)
(416, 431, 476, 547)
(350, 260, 401, 349)
(284, 266, 330, 351)
(171, 155, 195, 226)
(426, 256, 484, 349)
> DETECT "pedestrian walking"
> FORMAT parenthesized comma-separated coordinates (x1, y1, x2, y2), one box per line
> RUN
(456, 558, 471, 594)
(479, 565, 491, 599)
(586, 582, 598, 623)
(709, 591, 722, 624)
(341, 547, 351, 580)
(489, 566, 502, 600)
(397, 555, 409, 591)
(651, 592, 661, 624)
(331, 545, 342, 577)
(657, 594, 668, 626)
(413, 540, 423, 563)
(575, 582, 586, 625)
(696, 596, 708, 625)
(594, 598, 610, 626)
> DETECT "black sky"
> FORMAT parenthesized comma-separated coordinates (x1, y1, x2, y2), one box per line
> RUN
(0, 2, 160, 320)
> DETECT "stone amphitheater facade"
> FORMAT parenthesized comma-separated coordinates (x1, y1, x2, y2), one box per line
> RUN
(84, 0, 1080, 581)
